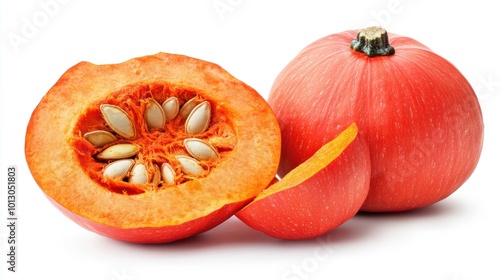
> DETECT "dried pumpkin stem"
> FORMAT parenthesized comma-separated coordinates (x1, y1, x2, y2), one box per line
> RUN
(350, 26, 395, 57)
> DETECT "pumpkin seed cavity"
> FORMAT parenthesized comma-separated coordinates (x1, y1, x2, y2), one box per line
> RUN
(77, 86, 233, 194)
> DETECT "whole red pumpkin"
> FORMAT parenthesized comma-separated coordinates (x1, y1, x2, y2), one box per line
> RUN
(268, 27, 484, 212)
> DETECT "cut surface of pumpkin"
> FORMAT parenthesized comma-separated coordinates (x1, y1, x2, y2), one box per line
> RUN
(25, 53, 281, 243)
(253, 123, 359, 201)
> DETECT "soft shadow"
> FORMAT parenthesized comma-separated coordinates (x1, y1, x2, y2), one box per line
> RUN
(95, 199, 463, 251)
(107, 215, 374, 252)
(99, 217, 278, 252)
(146, 217, 295, 250)
(139, 220, 370, 254)
(355, 198, 462, 220)
(345, 198, 466, 238)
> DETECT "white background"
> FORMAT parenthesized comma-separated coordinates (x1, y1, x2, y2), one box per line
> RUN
(1, 1, 499, 280)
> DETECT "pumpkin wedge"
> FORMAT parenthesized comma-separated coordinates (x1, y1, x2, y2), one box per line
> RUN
(25, 53, 281, 243)
(237, 123, 371, 239)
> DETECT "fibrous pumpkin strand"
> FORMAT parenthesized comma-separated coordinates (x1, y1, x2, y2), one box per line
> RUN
(85, 95, 220, 191)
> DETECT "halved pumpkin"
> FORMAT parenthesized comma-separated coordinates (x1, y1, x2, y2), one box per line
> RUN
(25, 53, 281, 243)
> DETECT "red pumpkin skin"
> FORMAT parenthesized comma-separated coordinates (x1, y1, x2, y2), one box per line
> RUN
(49, 195, 249, 243)
(236, 135, 370, 239)
(268, 29, 484, 212)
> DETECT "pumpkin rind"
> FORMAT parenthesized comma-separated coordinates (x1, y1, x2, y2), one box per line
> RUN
(25, 53, 281, 242)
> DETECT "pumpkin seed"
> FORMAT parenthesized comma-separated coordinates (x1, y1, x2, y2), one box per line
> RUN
(84, 130, 117, 148)
(152, 164, 161, 185)
(129, 163, 149, 185)
(96, 143, 141, 160)
(175, 156, 205, 176)
(103, 159, 134, 180)
(185, 101, 211, 135)
(162, 97, 180, 121)
(90, 96, 219, 189)
(184, 138, 219, 161)
(144, 98, 166, 129)
(100, 104, 136, 139)
(161, 163, 176, 185)
(178, 97, 199, 119)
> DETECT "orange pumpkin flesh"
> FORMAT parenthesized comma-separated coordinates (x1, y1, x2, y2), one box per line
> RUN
(237, 123, 371, 239)
(25, 53, 281, 243)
